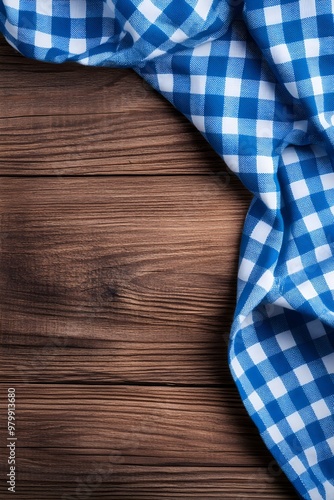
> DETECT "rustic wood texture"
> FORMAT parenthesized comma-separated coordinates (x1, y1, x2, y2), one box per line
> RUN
(0, 36, 299, 499)
(0, 38, 219, 176)
(1, 176, 244, 385)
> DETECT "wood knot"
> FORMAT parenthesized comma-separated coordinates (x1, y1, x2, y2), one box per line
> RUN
(101, 285, 118, 300)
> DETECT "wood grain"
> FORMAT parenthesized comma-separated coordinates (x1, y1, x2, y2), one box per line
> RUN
(0, 37, 220, 176)
(2, 467, 297, 500)
(0, 385, 298, 499)
(0, 176, 248, 385)
(0, 36, 299, 499)
(0, 385, 268, 464)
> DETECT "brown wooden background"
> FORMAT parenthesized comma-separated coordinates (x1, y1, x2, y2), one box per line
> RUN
(0, 36, 299, 499)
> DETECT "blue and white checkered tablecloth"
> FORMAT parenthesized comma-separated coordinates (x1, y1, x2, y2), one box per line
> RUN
(1, 2, 333, 498)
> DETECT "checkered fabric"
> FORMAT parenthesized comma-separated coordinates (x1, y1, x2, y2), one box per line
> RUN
(1, 1, 333, 498)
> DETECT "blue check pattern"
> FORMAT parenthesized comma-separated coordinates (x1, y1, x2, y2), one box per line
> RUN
(1, 1, 333, 499)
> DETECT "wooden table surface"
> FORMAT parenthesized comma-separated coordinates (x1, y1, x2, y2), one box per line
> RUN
(0, 36, 299, 499)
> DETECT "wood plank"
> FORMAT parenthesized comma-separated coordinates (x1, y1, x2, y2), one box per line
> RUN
(1, 467, 298, 499)
(0, 384, 281, 466)
(0, 35, 222, 175)
(0, 175, 251, 385)
(0, 385, 299, 498)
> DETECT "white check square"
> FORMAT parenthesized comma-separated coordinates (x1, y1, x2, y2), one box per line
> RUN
(311, 400, 331, 419)
(35, 30, 52, 48)
(287, 412, 305, 432)
(264, 5, 283, 25)
(303, 213, 322, 232)
(270, 44, 291, 64)
(247, 343, 267, 364)
(251, 220, 272, 244)
(297, 280, 318, 300)
(248, 390, 265, 411)
(276, 330, 297, 351)
(138, 0, 162, 23)
(157, 73, 174, 92)
(290, 179, 309, 200)
(190, 75, 207, 95)
(222, 117, 238, 134)
(293, 364, 314, 385)
(224, 77, 242, 97)
(304, 38, 320, 58)
(267, 377, 287, 399)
